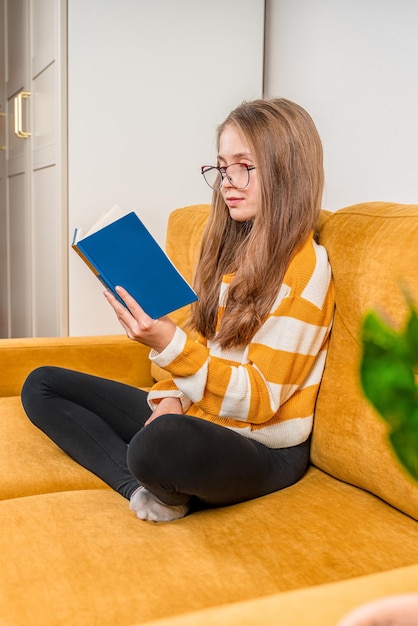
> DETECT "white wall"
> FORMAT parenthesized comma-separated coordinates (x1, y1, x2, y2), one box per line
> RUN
(68, 0, 264, 335)
(264, 0, 418, 211)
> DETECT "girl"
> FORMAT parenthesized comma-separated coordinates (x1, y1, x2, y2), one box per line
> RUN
(21, 98, 334, 522)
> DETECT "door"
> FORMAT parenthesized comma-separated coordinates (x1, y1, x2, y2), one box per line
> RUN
(6, 0, 31, 337)
(0, 0, 7, 337)
(4, 0, 67, 338)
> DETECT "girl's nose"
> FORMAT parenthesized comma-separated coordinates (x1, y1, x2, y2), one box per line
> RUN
(221, 173, 233, 189)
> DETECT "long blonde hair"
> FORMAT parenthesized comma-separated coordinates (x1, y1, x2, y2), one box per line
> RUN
(190, 98, 324, 349)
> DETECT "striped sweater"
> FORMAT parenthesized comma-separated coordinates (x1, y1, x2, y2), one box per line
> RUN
(148, 233, 335, 448)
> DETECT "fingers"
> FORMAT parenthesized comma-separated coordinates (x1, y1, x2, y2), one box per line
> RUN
(104, 287, 149, 324)
(144, 413, 159, 426)
(103, 287, 176, 351)
(115, 285, 142, 315)
(115, 286, 157, 328)
(103, 287, 154, 343)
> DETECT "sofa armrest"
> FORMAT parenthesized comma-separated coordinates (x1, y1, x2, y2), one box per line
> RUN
(0, 335, 154, 397)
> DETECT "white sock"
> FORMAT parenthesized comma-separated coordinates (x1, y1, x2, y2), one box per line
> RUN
(130, 487, 190, 522)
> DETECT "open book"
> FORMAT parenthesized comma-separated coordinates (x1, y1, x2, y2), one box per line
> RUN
(72, 205, 198, 319)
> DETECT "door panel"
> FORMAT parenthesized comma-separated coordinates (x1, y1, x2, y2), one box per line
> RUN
(9, 172, 31, 337)
(30, 0, 66, 337)
(7, 0, 28, 98)
(31, 0, 56, 77)
(32, 165, 61, 336)
(32, 62, 56, 169)
(0, 0, 7, 337)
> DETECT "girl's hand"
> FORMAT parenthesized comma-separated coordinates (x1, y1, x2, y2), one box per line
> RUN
(104, 285, 176, 353)
(145, 397, 183, 426)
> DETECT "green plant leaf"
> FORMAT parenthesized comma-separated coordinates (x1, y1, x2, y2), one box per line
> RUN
(360, 302, 418, 481)
(406, 306, 418, 368)
(361, 311, 415, 422)
(389, 405, 418, 482)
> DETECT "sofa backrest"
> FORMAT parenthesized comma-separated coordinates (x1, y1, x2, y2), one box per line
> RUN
(313, 202, 418, 520)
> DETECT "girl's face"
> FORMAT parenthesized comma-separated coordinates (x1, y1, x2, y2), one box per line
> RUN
(217, 124, 260, 222)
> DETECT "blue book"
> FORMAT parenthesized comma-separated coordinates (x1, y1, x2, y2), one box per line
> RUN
(72, 206, 198, 319)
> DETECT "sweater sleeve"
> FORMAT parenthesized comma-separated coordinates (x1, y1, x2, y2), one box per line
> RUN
(147, 327, 209, 412)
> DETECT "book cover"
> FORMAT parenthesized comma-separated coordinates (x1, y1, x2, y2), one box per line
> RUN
(72, 207, 198, 319)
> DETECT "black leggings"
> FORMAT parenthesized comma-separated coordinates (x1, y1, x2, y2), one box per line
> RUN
(21, 366, 310, 508)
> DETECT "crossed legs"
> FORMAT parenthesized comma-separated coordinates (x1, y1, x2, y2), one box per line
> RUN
(21, 366, 310, 521)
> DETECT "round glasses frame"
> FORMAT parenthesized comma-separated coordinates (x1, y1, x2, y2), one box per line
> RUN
(201, 163, 256, 191)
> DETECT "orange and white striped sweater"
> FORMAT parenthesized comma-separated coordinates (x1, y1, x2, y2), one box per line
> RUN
(148, 233, 335, 448)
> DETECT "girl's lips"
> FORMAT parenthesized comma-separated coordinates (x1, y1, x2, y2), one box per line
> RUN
(226, 197, 243, 207)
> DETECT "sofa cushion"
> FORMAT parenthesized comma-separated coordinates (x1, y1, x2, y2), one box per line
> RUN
(0, 396, 108, 499)
(313, 202, 418, 519)
(1, 468, 417, 626)
(136, 564, 418, 626)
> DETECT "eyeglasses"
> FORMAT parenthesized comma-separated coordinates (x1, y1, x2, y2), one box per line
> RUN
(201, 163, 256, 190)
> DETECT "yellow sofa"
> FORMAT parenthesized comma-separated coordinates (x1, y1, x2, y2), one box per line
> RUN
(0, 202, 417, 626)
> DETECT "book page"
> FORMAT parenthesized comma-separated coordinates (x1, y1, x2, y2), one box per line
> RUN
(73, 205, 127, 243)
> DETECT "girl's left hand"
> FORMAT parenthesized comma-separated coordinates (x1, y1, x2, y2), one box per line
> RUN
(104, 285, 176, 353)
(144, 397, 183, 426)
